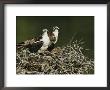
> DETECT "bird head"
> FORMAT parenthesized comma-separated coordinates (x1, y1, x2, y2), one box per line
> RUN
(53, 26, 59, 33)
(42, 29, 48, 32)
(53, 26, 59, 30)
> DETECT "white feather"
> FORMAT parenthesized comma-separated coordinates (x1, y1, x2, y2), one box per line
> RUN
(38, 29, 50, 52)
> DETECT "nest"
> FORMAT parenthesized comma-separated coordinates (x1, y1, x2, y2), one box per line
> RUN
(16, 40, 94, 74)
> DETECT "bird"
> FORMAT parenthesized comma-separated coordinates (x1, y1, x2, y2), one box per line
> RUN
(16, 29, 50, 53)
(47, 26, 59, 52)
(37, 29, 50, 53)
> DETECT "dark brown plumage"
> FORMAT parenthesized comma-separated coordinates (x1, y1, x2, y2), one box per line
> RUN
(16, 35, 43, 53)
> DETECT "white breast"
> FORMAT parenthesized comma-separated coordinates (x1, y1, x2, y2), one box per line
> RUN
(39, 32, 50, 51)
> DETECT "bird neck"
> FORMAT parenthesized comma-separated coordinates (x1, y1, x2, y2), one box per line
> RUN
(43, 32, 47, 36)
(53, 30, 58, 37)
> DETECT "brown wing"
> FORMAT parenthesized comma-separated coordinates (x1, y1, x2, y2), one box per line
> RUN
(16, 35, 42, 49)
(47, 43, 55, 52)
(26, 41, 43, 53)
(33, 35, 42, 41)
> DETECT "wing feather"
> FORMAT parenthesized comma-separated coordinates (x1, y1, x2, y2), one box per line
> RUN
(47, 43, 55, 52)
(26, 41, 43, 53)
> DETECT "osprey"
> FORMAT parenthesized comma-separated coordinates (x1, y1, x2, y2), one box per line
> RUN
(47, 26, 59, 51)
(37, 29, 50, 53)
(16, 29, 50, 53)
